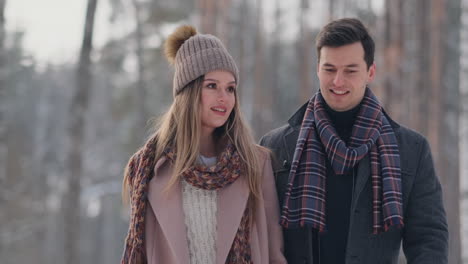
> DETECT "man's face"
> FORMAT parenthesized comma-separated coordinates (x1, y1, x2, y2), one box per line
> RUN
(317, 42, 375, 112)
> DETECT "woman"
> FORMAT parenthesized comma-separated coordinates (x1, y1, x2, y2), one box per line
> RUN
(121, 25, 286, 264)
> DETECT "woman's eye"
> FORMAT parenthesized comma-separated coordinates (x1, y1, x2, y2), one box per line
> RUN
(227, 86, 236, 93)
(206, 83, 216, 89)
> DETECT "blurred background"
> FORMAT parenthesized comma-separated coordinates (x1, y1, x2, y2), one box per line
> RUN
(2, 0, 467, 263)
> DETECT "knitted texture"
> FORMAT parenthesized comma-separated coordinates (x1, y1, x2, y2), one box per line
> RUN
(168, 144, 242, 190)
(182, 180, 217, 264)
(165, 143, 252, 264)
(280, 88, 403, 234)
(121, 136, 158, 264)
(166, 26, 239, 96)
(121, 138, 253, 264)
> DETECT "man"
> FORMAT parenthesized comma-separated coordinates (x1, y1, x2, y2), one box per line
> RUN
(260, 18, 448, 264)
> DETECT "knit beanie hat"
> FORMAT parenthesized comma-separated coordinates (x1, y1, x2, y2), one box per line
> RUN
(164, 25, 239, 96)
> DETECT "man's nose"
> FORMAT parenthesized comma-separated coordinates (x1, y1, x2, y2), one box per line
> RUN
(333, 72, 345, 87)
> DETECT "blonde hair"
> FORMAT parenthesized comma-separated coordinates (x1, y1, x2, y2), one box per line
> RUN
(123, 75, 263, 203)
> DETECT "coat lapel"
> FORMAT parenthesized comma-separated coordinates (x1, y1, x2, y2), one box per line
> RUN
(216, 176, 249, 264)
(283, 128, 299, 162)
(352, 154, 370, 210)
(147, 158, 190, 264)
(284, 102, 307, 162)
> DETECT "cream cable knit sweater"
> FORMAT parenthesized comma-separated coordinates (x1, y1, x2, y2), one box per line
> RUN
(182, 155, 217, 264)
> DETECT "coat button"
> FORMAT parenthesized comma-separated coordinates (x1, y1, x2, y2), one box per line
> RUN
(350, 255, 360, 263)
(283, 160, 290, 169)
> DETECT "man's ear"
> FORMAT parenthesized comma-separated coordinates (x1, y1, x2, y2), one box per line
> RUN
(367, 63, 376, 82)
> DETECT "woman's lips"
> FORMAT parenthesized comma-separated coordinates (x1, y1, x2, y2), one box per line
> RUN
(211, 106, 227, 115)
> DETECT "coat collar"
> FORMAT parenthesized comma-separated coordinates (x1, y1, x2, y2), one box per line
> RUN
(147, 158, 249, 264)
(282, 102, 308, 162)
(216, 176, 250, 264)
(287, 102, 308, 129)
(147, 158, 189, 264)
(352, 154, 370, 210)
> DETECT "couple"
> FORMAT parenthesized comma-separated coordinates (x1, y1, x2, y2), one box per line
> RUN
(121, 18, 448, 264)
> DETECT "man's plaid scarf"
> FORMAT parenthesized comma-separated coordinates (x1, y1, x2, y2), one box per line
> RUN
(280, 88, 404, 234)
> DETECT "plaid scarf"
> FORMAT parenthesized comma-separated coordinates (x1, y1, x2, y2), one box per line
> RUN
(280, 88, 404, 234)
(121, 139, 252, 264)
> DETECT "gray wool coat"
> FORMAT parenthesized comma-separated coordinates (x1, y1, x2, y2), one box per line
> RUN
(259, 103, 448, 264)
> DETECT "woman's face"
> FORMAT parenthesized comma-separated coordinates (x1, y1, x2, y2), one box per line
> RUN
(200, 70, 236, 135)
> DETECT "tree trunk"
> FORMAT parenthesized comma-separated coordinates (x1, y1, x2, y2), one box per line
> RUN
(198, 0, 216, 33)
(420, 1, 461, 261)
(216, 0, 230, 43)
(328, 0, 336, 21)
(412, 0, 430, 135)
(383, 0, 461, 262)
(383, 0, 404, 120)
(132, 0, 147, 136)
(435, 0, 461, 262)
(298, 0, 312, 103)
(0, 0, 6, 186)
(0, 0, 6, 257)
(64, 0, 98, 264)
(237, 0, 247, 107)
(270, 0, 281, 118)
(253, 0, 270, 135)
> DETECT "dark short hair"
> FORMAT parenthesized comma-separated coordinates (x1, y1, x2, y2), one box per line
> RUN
(316, 18, 375, 69)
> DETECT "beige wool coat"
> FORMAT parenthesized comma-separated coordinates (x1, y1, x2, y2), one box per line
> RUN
(144, 151, 287, 264)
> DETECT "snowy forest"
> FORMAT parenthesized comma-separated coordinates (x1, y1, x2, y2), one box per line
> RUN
(2, 0, 468, 263)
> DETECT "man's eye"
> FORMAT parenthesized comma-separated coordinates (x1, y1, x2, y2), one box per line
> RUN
(324, 68, 335, 72)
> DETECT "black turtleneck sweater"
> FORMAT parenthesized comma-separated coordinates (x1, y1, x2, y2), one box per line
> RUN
(318, 102, 360, 264)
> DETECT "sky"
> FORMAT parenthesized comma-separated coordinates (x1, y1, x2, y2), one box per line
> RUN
(6, 0, 384, 64)
(6, 0, 112, 64)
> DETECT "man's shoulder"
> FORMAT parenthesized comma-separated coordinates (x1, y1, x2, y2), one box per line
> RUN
(259, 123, 292, 148)
(395, 123, 428, 148)
(393, 122, 433, 175)
(384, 110, 427, 147)
(260, 102, 307, 148)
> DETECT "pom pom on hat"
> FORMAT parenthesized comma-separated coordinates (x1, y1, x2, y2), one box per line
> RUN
(164, 25, 197, 65)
